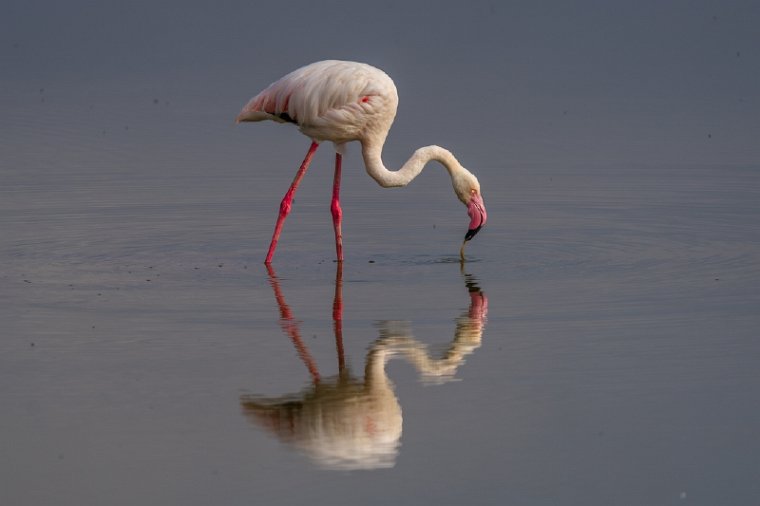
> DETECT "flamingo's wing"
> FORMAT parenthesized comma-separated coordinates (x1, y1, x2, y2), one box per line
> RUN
(237, 60, 398, 142)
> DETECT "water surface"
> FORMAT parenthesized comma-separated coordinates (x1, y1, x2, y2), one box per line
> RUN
(3, 135, 759, 505)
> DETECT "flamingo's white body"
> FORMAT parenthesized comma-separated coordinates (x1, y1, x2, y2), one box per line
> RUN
(237, 60, 487, 264)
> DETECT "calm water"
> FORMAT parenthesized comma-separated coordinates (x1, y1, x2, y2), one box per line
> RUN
(3, 83, 760, 505)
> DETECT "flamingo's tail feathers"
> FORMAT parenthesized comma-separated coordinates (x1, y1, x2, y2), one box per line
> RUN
(236, 92, 296, 124)
(236, 111, 273, 123)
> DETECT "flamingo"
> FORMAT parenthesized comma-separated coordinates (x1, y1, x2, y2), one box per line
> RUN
(236, 60, 487, 264)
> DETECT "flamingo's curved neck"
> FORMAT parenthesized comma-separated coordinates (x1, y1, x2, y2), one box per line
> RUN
(360, 140, 464, 188)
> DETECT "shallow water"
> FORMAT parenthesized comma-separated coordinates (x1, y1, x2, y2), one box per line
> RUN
(4, 0, 760, 500)
(3, 127, 760, 506)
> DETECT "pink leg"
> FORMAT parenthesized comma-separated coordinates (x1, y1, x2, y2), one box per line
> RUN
(331, 153, 344, 262)
(265, 141, 319, 264)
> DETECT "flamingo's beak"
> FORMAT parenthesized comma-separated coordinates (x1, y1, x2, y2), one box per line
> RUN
(465, 193, 487, 241)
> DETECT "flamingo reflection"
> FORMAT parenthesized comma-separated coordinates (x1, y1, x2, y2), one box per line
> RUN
(240, 264, 488, 470)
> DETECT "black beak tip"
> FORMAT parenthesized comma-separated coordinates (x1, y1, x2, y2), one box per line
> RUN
(464, 226, 482, 242)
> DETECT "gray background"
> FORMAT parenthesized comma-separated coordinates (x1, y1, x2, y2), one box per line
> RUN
(2, 1, 759, 505)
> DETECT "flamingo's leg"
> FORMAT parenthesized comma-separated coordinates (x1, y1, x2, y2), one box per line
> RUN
(265, 141, 319, 264)
(331, 153, 344, 262)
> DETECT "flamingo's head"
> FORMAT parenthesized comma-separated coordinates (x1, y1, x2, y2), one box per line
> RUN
(453, 170, 488, 242)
